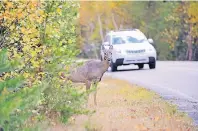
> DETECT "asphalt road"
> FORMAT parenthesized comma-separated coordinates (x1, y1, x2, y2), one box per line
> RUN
(105, 61, 198, 125)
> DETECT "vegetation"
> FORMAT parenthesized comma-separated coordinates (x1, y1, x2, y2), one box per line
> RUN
(0, 1, 88, 130)
(79, 1, 198, 61)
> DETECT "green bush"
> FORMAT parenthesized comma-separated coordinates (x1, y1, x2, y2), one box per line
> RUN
(0, 1, 89, 131)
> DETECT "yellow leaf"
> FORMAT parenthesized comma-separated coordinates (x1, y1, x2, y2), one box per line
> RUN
(21, 27, 26, 34)
(32, 1, 38, 7)
(10, 25, 15, 30)
(14, 37, 19, 41)
(31, 38, 38, 42)
(36, 17, 43, 24)
(28, 28, 33, 34)
(38, 72, 45, 76)
(39, 10, 44, 16)
(32, 61, 39, 68)
(31, 51, 37, 57)
(13, 52, 21, 59)
(68, 39, 72, 44)
(23, 37, 30, 42)
(65, 65, 69, 71)
(17, 9, 23, 13)
(56, 8, 61, 14)
(22, 46, 30, 52)
(0, 14, 3, 20)
(17, 13, 23, 19)
(10, 39, 14, 43)
(6, 2, 14, 9)
(23, 73, 30, 78)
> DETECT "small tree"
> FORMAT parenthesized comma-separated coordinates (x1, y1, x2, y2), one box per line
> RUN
(0, 48, 24, 130)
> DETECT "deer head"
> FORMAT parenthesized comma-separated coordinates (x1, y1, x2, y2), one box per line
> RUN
(103, 45, 113, 61)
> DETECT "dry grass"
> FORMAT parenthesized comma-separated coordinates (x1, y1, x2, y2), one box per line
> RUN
(49, 77, 198, 131)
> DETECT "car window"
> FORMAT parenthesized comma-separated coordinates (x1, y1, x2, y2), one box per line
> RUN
(126, 36, 145, 43)
(112, 34, 146, 45)
(112, 37, 126, 45)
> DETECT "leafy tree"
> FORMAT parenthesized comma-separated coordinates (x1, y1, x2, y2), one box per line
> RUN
(0, 1, 88, 130)
(162, 1, 198, 60)
(0, 49, 41, 131)
(79, 1, 127, 58)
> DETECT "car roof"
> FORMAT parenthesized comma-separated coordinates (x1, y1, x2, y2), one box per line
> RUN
(107, 29, 147, 39)
(107, 29, 142, 35)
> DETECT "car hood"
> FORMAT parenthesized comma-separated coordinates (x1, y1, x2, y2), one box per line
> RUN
(113, 42, 154, 51)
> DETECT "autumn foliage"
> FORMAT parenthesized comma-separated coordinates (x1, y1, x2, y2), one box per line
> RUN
(79, 1, 198, 60)
(0, 1, 85, 130)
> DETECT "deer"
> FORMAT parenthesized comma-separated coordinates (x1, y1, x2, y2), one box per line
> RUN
(60, 45, 113, 105)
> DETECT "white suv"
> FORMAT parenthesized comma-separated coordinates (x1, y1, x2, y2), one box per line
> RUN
(100, 29, 157, 72)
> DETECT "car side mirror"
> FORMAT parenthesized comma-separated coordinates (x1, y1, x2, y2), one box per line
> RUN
(148, 38, 154, 44)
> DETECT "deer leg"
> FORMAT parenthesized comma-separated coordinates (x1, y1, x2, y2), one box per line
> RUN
(93, 82, 98, 106)
(94, 88, 97, 105)
(85, 80, 91, 91)
(85, 80, 91, 107)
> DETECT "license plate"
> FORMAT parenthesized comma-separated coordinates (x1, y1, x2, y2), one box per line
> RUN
(137, 59, 147, 61)
(126, 59, 147, 62)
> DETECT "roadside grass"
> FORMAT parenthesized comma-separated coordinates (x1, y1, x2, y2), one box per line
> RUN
(49, 77, 198, 131)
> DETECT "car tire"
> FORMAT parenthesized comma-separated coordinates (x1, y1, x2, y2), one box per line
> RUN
(138, 64, 144, 69)
(149, 61, 156, 69)
(111, 62, 117, 72)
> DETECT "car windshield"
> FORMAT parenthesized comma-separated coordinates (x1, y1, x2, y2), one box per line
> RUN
(112, 35, 146, 45)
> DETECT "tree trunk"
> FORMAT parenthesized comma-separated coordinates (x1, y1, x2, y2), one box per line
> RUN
(188, 43, 193, 61)
(187, 24, 193, 61)
(111, 13, 118, 31)
(89, 22, 94, 42)
(97, 14, 104, 43)
(195, 45, 198, 61)
(92, 42, 99, 59)
(105, 18, 109, 34)
(119, 19, 124, 30)
(193, 46, 197, 61)
(185, 48, 189, 60)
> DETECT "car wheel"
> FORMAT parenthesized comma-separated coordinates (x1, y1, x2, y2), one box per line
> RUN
(138, 64, 144, 69)
(111, 62, 117, 72)
(149, 61, 156, 69)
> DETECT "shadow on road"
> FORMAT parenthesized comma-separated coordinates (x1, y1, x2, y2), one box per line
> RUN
(107, 67, 151, 73)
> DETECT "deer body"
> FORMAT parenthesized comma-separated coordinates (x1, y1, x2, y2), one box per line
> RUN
(61, 48, 112, 105)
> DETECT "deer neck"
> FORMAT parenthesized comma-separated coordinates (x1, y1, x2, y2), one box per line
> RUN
(101, 60, 110, 73)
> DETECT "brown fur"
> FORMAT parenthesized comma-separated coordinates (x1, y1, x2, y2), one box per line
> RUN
(61, 49, 111, 105)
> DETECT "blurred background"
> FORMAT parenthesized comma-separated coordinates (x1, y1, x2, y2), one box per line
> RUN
(78, 1, 198, 61)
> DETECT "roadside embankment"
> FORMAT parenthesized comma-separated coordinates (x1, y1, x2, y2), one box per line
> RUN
(49, 77, 197, 131)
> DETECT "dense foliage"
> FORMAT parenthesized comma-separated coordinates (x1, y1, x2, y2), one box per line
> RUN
(0, 1, 88, 130)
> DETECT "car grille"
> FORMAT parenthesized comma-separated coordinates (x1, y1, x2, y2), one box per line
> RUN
(126, 49, 145, 54)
